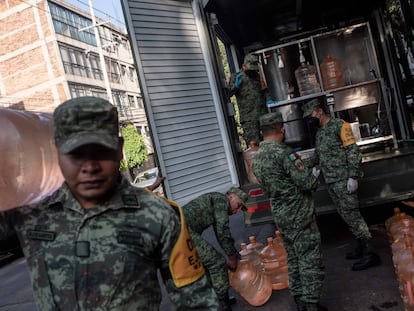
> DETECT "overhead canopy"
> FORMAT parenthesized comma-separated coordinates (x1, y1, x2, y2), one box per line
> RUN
(205, 0, 385, 50)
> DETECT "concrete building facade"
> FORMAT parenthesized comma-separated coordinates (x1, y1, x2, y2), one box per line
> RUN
(0, 0, 155, 168)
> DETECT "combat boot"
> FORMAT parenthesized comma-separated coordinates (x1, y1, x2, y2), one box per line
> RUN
(294, 296, 306, 311)
(345, 238, 365, 259)
(305, 302, 328, 311)
(351, 240, 381, 271)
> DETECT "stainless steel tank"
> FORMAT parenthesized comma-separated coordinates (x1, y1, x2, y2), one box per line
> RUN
(262, 50, 289, 101)
(271, 103, 308, 148)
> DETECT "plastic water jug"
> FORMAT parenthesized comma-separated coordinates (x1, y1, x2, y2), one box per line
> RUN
(389, 216, 414, 244)
(320, 53, 346, 90)
(294, 62, 321, 96)
(229, 259, 273, 306)
(259, 237, 289, 290)
(247, 236, 265, 253)
(396, 250, 414, 310)
(239, 243, 263, 273)
(0, 109, 63, 211)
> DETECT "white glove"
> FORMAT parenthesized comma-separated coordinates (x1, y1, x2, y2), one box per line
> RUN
(312, 167, 320, 178)
(347, 178, 358, 193)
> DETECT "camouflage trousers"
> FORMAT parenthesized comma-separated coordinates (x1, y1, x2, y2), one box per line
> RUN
(189, 230, 229, 299)
(282, 220, 325, 304)
(327, 179, 372, 241)
(241, 119, 261, 145)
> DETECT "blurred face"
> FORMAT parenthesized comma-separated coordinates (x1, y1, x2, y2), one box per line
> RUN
(57, 141, 123, 208)
(227, 193, 244, 215)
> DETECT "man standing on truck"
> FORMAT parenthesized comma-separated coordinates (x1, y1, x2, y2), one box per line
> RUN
(0, 96, 219, 310)
(229, 53, 272, 146)
(252, 112, 326, 311)
(302, 98, 381, 271)
(182, 187, 248, 311)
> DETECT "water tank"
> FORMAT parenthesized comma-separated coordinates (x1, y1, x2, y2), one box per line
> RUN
(0, 109, 63, 211)
(271, 103, 308, 148)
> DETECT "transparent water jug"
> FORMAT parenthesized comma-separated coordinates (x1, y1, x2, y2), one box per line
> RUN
(294, 62, 321, 96)
(392, 229, 414, 271)
(239, 242, 263, 273)
(396, 250, 414, 311)
(389, 216, 414, 244)
(320, 53, 346, 90)
(0, 109, 63, 211)
(259, 237, 289, 290)
(229, 259, 273, 306)
(247, 236, 265, 253)
(385, 208, 414, 240)
(273, 230, 287, 263)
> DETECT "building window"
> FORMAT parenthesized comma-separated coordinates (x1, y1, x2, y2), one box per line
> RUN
(128, 95, 136, 108)
(69, 83, 107, 100)
(49, 2, 97, 46)
(113, 91, 131, 118)
(106, 58, 121, 83)
(88, 54, 103, 80)
(59, 45, 92, 78)
(137, 97, 144, 109)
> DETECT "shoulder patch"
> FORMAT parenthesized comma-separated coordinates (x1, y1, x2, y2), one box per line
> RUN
(169, 205, 205, 287)
(288, 152, 304, 171)
(288, 152, 300, 162)
(340, 122, 356, 147)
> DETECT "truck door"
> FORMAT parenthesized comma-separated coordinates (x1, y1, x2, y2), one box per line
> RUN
(121, 0, 240, 205)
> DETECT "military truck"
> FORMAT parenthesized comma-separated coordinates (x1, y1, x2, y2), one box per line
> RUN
(120, 0, 414, 224)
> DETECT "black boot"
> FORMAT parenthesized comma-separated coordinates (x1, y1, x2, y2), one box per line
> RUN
(351, 240, 381, 271)
(294, 296, 306, 311)
(305, 302, 328, 311)
(345, 238, 365, 260)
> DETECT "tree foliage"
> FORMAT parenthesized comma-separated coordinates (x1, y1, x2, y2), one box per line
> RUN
(120, 124, 148, 170)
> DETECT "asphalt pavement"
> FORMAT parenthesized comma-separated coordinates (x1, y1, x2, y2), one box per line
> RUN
(0, 203, 408, 311)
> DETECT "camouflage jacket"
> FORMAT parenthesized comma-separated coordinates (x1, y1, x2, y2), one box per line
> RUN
(252, 140, 319, 236)
(311, 118, 363, 183)
(0, 177, 218, 311)
(228, 71, 270, 122)
(182, 192, 237, 256)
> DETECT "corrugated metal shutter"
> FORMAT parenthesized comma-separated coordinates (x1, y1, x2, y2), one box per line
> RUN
(122, 0, 238, 205)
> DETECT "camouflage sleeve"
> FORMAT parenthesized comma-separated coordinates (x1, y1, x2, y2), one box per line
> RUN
(339, 122, 363, 179)
(306, 151, 319, 168)
(283, 151, 320, 192)
(212, 194, 237, 256)
(165, 274, 219, 310)
(161, 200, 220, 309)
(344, 143, 363, 179)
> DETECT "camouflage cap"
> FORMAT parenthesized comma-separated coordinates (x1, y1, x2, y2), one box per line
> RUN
(259, 112, 284, 127)
(243, 53, 259, 71)
(53, 96, 119, 154)
(302, 99, 321, 117)
(228, 187, 249, 210)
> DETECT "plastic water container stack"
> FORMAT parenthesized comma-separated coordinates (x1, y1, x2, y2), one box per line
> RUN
(259, 237, 289, 290)
(386, 208, 414, 310)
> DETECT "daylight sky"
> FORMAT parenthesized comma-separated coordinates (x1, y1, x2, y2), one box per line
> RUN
(64, 0, 126, 30)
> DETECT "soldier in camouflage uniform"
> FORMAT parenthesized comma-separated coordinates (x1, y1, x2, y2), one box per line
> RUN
(229, 53, 272, 145)
(0, 97, 219, 311)
(303, 99, 381, 271)
(252, 112, 326, 311)
(182, 188, 248, 311)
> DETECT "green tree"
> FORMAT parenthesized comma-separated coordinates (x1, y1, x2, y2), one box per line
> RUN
(120, 124, 148, 175)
